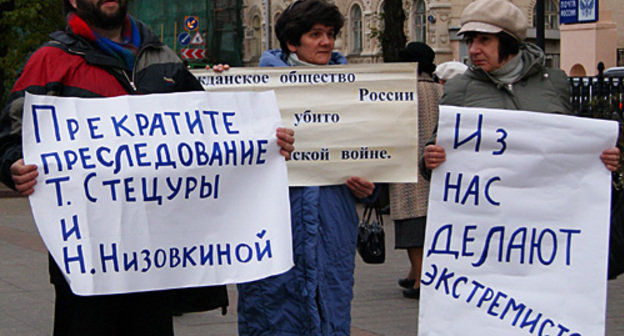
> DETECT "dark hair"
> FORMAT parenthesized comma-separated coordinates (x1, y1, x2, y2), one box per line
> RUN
(275, 0, 344, 55)
(463, 31, 520, 63)
(399, 42, 436, 76)
(497, 32, 520, 62)
(64, 0, 74, 15)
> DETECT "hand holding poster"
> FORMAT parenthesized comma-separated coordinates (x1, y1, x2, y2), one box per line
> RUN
(419, 106, 617, 336)
(22, 91, 293, 295)
(192, 63, 419, 186)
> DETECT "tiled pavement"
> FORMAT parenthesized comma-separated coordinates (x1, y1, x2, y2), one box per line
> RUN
(1, 188, 623, 335)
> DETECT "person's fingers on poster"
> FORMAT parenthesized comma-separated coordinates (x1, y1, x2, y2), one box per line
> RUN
(208, 63, 230, 73)
(345, 176, 375, 198)
(276, 127, 295, 160)
(424, 144, 446, 170)
(10, 158, 38, 196)
(600, 147, 620, 172)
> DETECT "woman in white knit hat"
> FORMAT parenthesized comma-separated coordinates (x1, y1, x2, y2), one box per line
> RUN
(433, 61, 467, 84)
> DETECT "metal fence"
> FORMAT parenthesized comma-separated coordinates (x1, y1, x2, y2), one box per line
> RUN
(569, 76, 624, 120)
(570, 76, 624, 185)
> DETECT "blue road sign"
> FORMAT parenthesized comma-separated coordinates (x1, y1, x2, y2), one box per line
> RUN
(178, 32, 191, 47)
(185, 16, 199, 31)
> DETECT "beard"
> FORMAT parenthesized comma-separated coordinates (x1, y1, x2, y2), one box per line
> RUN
(75, 0, 128, 30)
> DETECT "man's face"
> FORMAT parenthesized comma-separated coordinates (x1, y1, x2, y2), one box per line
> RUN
(73, 0, 128, 30)
(467, 33, 508, 73)
(287, 24, 336, 65)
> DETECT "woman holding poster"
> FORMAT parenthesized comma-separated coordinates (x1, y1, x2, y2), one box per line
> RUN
(422, 0, 619, 173)
(236, 1, 376, 335)
(418, 1, 619, 334)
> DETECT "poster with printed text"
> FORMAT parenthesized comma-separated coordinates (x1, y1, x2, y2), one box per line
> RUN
(192, 63, 419, 186)
(22, 91, 293, 296)
(418, 105, 617, 336)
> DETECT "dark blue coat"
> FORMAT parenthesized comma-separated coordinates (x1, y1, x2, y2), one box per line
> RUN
(237, 49, 368, 336)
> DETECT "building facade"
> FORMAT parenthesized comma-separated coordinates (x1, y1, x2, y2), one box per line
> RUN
(559, 0, 624, 76)
(241, 0, 569, 67)
(242, 0, 624, 72)
(613, 0, 624, 65)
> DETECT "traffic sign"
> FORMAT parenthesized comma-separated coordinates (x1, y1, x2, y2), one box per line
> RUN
(177, 32, 191, 47)
(185, 16, 199, 31)
(190, 31, 204, 45)
(180, 48, 205, 60)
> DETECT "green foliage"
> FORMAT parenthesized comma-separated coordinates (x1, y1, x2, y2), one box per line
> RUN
(0, 0, 65, 102)
(367, 11, 384, 46)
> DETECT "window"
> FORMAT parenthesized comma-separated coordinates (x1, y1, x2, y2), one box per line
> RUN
(252, 15, 262, 60)
(414, 0, 426, 42)
(533, 0, 559, 30)
(351, 4, 362, 53)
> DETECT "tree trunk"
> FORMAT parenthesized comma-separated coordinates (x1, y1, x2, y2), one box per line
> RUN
(382, 0, 406, 62)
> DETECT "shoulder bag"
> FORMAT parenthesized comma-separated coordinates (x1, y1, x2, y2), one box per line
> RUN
(357, 202, 385, 264)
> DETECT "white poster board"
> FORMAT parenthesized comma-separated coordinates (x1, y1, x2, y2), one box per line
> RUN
(22, 91, 293, 295)
(419, 105, 617, 336)
(193, 63, 419, 186)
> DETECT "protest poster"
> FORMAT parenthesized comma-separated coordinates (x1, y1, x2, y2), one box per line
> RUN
(192, 63, 419, 186)
(418, 105, 618, 336)
(22, 91, 293, 295)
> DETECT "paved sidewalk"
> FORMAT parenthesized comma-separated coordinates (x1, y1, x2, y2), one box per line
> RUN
(1, 194, 623, 335)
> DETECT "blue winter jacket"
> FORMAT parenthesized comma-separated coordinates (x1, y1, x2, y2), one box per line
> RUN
(237, 49, 368, 336)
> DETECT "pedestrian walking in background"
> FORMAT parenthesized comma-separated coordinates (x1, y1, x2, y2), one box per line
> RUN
(389, 42, 442, 300)
(422, 0, 619, 174)
(0, 0, 294, 335)
(236, 1, 377, 335)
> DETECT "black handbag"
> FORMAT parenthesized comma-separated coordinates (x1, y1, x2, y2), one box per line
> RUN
(357, 202, 385, 264)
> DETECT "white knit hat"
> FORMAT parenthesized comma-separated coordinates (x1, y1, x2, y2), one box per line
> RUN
(434, 61, 468, 82)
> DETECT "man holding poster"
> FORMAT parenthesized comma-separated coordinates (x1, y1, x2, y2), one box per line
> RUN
(0, 0, 294, 335)
(420, 0, 620, 335)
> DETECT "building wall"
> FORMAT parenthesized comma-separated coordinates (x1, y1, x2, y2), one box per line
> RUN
(559, 1, 620, 75)
(602, 0, 624, 65)
(241, 0, 561, 67)
(561, 16, 616, 76)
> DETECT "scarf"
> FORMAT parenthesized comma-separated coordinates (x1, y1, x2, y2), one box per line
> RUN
(287, 53, 319, 67)
(490, 53, 524, 84)
(68, 12, 141, 70)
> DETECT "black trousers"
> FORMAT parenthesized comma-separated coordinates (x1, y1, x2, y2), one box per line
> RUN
(52, 268, 173, 336)
(49, 255, 228, 335)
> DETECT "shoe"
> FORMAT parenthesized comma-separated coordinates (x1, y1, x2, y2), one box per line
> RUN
(398, 278, 416, 289)
(403, 287, 420, 299)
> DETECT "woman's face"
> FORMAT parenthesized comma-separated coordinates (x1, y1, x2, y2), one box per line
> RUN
(287, 24, 336, 65)
(467, 33, 510, 73)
